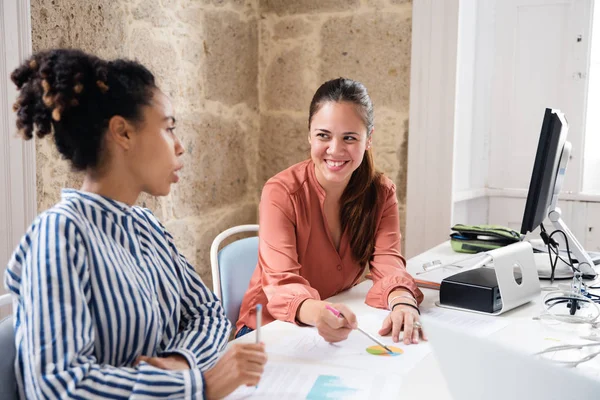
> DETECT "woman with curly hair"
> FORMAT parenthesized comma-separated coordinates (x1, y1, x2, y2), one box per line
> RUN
(4, 48, 266, 399)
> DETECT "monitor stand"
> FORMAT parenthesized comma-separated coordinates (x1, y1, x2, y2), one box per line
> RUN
(533, 253, 574, 280)
(548, 207, 597, 279)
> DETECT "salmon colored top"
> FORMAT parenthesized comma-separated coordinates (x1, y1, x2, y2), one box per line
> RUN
(236, 159, 423, 333)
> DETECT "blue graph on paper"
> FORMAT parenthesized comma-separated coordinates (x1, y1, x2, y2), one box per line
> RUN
(306, 375, 358, 399)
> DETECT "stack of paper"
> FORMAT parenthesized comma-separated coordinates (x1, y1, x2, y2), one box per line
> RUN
(412, 253, 492, 289)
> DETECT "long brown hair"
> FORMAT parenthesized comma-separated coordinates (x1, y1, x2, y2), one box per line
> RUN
(308, 78, 383, 266)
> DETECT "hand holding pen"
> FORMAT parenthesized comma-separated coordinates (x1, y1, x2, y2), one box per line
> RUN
(326, 305, 395, 355)
(314, 303, 358, 343)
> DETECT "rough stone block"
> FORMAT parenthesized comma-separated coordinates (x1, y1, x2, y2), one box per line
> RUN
(165, 202, 258, 288)
(31, 0, 127, 58)
(173, 65, 204, 114)
(370, 109, 404, 174)
(263, 45, 314, 111)
(260, 0, 359, 15)
(36, 139, 83, 212)
(320, 12, 412, 111)
(197, 0, 256, 8)
(203, 10, 258, 107)
(130, 27, 180, 95)
(272, 16, 313, 40)
(171, 112, 250, 217)
(174, 5, 205, 26)
(369, 112, 409, 205)
(132, 0, 171, 27)
(259, 113, 310, 187)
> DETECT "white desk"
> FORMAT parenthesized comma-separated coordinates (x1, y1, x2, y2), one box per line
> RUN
(231, 242, 600, 399)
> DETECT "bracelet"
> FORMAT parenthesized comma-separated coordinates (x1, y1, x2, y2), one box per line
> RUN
(391, 302, 421, 315)
(388, 294, 417, 310)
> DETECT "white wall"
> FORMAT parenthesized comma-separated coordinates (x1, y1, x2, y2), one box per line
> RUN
(486, 0, 597, 251)
(488, 0, 590, 195)
(583, 1, 600, 193)
(408, 0, 599, 258)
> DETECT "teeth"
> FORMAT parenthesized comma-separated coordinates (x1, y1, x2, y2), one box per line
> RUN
(326, 160, 346, 167)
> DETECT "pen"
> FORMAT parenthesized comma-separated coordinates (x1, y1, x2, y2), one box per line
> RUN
(256, 304, 262, 344)
(255, 304, 262, 389)
(325, 304, 394, 354)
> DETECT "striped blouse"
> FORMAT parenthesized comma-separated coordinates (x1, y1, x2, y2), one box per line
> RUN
(4, 189, 232, 399)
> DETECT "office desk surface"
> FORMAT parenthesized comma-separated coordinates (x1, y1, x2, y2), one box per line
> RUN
(231, 242, 600, 399)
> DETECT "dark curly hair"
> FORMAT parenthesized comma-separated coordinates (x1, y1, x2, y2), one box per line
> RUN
(10, 48, 156, 170)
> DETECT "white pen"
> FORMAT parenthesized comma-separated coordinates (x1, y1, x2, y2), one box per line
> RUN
(355, 326, 395, 353)
(255, 304, 262, 389)
(255, 304, 262, 344)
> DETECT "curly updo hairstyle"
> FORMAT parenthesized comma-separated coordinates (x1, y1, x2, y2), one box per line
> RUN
(11, 48, 157, 170)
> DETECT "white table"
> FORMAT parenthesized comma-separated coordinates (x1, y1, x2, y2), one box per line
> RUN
(231, 241, 600, 399)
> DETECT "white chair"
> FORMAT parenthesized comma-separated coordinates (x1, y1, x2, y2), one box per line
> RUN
(210, 225, 259, 325)
(0, 293, 17, 400)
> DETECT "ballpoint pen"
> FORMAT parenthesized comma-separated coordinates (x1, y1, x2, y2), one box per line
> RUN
(256, 304, 262, 344)
(325, 304, 394, 354)
(255, 304, 262, 389)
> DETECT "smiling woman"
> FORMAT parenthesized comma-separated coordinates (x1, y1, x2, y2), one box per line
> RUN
(237, 78, 426, 347)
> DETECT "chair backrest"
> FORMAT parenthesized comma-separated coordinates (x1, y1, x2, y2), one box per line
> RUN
(0, 294, 18, 400)
(210, 225, 259, 325)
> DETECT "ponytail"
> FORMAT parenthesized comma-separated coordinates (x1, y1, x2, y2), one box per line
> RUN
(340, 149, 383, 266)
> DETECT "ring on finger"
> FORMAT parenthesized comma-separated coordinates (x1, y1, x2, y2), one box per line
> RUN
(413, 321, 422, 329)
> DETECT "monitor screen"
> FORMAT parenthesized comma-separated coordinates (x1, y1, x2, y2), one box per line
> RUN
(520, 108, 568, 235)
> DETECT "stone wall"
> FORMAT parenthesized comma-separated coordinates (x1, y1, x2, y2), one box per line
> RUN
(31, 0, 260, 286)
(31, 0, 412, 285)
(258, 0, 412, 239)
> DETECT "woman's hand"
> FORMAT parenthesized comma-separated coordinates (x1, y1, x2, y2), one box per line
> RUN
(379, 304, 427, 345)
(315, 303, 357, 343)
(203, 343, 267, 400)
(134, 354, 190, 370)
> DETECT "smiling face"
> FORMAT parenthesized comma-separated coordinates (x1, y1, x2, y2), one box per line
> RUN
(308, 101, 372, 191)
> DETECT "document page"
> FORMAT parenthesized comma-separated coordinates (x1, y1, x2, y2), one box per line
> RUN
(421, 305, 510, 337)
(225, 361, 400, 399)
(267, 311, 432, 374)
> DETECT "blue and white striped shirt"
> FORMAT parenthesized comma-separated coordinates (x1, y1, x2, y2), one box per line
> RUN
(4, 189, 232, 399)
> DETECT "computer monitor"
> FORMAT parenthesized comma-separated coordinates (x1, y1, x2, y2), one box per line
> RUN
(520, 108, 597, 278)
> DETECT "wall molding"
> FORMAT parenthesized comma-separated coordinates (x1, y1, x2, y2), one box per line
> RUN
(0, 0, 34, 271)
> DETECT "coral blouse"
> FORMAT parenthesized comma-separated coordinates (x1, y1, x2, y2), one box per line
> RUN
(236, 159, 423, 333)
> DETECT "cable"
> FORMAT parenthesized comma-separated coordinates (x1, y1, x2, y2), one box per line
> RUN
(539, 224, 581, 284)
(548, 229, 578, 271)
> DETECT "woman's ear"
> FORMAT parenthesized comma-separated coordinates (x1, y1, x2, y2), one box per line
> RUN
(107, 115, 133, 151)
(366, 128, 374, 150)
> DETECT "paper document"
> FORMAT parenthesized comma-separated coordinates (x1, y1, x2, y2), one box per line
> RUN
(412, 253, 492, 289)
(225, 361, 400, 399)
(421, 305, 510, 337)
(268, 311, 431, 374)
